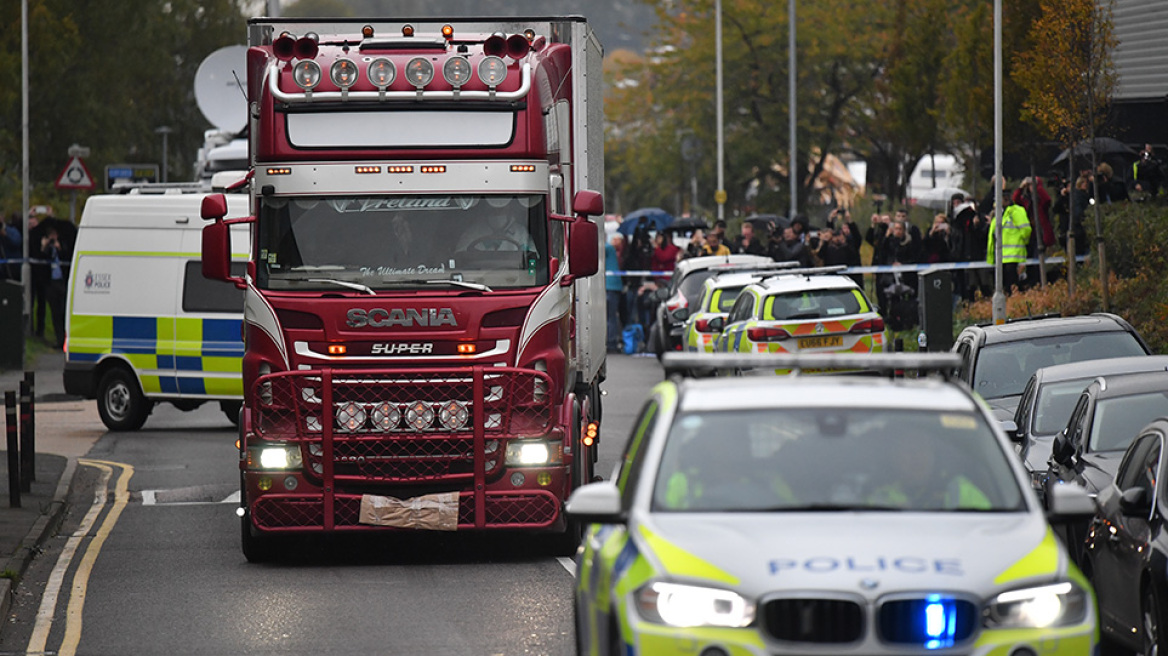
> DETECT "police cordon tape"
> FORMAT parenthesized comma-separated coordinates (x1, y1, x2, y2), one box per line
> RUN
(607, 254, 1090, 277)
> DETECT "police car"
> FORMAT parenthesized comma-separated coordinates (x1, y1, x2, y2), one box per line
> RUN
(711, 270, 884, 366)
(568, 353, 1098, 655)
(682, 272, 766, 354)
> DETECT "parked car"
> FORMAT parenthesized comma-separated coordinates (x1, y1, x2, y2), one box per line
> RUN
(1046, 370, 1168, 564)
(712, 271, 884, 371)
(1082, 417, 1168, 654)
(569, 352, 1098, 655)
(1009, 356, 1168, 499)
(952, 313, 1151, 421)
(648, 254, 772, 359)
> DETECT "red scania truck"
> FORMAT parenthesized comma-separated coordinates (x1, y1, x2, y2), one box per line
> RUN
(199, 17, 606, 561)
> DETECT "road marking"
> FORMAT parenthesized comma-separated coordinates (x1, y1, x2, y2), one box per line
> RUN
(558, 556, 577, 577)
(26, 459, 133, 656)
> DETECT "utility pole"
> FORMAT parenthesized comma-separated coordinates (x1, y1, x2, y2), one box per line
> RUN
(788, 0, 797, 220)
(991, 0, 1006, 324)
(715, 0, 726, 220)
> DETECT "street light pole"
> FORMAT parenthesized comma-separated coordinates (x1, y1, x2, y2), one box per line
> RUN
(788, 0, 797, 221)
(156, 126, 173, 183)
(991, 0, 1006, 324)
(715, 0, 725, 221)
(21, 0, 31, 333)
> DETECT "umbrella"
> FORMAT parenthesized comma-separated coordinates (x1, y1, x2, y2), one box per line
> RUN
(910, 186, 970, 211)
(1052, 138, 1137, 165)
(618, 207, 674, 237)
(663, 215, 709, 234)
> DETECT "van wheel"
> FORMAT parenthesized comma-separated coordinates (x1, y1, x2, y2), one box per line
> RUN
(220, 401, 242, 427)
(97, 367, 151, 431)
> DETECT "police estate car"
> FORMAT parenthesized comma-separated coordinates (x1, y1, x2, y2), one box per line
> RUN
(711, 271, 884, 363)
(568, 353, 1098, 655)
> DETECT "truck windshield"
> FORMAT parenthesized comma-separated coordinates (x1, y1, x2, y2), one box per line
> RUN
(256, 194, 552, 291)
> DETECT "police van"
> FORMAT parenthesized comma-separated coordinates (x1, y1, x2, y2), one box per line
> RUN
(63, 181, 249, 431)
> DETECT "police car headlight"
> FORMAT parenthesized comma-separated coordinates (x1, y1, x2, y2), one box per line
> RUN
(251, 444, 304, 470)
(984, 582, 1088, 629)
(635, 582, 755, 628)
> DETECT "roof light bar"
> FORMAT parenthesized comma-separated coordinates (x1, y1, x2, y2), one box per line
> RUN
(268, 60, 531, 103)
(662, 353, 962, 378)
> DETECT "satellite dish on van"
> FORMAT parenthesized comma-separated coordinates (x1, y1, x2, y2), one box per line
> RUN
(195, 45, 248, 134)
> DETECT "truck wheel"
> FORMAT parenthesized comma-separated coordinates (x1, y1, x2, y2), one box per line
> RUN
(240, 509, 277, 563)
(220, 401, 242, 427)
(551, 401, 590, 556)
(97, 367, 151, 431)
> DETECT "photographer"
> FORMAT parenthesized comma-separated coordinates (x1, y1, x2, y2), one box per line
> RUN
(923, 213, 954, 264)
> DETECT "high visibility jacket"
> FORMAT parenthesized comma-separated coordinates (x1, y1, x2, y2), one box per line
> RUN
(986, 205, 1032, 265)
(868, 475, 992, 510)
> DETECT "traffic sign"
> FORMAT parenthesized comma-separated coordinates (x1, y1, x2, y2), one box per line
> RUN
(104, 163, 159, 191)
(55, 156, 95, 190)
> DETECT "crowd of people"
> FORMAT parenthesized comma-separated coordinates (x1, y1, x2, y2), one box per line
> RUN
(0, 207, 74, 349)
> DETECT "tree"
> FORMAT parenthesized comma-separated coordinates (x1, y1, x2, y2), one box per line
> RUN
(0, 1, 247, 214)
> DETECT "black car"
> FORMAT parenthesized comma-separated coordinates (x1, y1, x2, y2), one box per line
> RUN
(647, 254, 772, 358)
(952, 313, 1151, 421)
(1010, 356, 1168, 497)
(1047, 371, 1168, 563)
(1082, 417, 1168, 654)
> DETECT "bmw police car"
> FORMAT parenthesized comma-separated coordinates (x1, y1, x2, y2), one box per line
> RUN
(711, 271, 884, 363)
(568, 353, 1098, 655)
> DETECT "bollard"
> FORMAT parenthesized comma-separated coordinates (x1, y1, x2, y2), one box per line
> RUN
(24, 371, 35, 477)
(5, 391, 19, 508)
(19, 379, 33, 492)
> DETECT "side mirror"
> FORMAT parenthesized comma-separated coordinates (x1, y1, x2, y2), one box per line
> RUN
(202, 220, 234, 283)
(1000, 419, 1021, 443)
(565, 481, 625, 525)
(572, 190, 604, 217)
(1050, 430, 1074, 466)
(201, 193, 228, 221)
(565, 218, 600, 281)
(708, 316, 725, 332)
(1045, 482, 1096, 524)
(1118, 486, 1151, 516)
(672, 308, 690, 322)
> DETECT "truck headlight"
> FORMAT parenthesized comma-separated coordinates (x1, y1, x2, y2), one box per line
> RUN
(504, 440, 562, 466)
(251, 444, 304, 470)
(984, 582, 1088, 629)
(635, 582, 755, 628)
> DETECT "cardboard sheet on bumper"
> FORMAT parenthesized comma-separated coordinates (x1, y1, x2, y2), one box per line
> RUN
(359, 492, 459, 531)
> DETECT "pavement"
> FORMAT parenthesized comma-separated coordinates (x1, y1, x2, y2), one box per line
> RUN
(0, 347, 104, 634)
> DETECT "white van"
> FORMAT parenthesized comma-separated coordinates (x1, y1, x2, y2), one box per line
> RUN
(63, 185, 250, 430)
(906, 152, 965, 201)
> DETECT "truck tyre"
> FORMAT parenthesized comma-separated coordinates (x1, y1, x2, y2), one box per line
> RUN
(97, 367, 151, 431)
(651, 322, 665, 360)
(240, 509, 277, 563)
(551, 400, 590, 556)
(220, 401, 242, 427)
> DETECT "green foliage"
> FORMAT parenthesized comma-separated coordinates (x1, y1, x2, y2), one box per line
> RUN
(956, 200, 1168, 354)
(0, 1, 248, 216)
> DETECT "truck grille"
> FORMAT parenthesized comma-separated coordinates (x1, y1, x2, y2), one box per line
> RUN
(252, 367, 553, 483)
(761, 598, 864, 643)
(251, 490, 560, 530)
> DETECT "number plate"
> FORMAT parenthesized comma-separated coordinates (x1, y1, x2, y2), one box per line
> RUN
(798, 335, 843, 349)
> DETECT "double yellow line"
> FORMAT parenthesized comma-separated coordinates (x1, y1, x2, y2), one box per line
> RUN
(26, 459, 133, 656)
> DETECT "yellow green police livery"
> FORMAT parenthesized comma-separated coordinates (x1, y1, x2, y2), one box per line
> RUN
(568, 353, 1098, 655)
(64, 189, 249, 430)
(713, 273, 884, 359)
(682, 272, 763, 354)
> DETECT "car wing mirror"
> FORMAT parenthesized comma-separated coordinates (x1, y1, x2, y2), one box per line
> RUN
(1118, 486, 1151, 516)
(1000, 419, 1021, 443)
(565, 481, 625, 525)
(1050, 430, 1074, 466)
(1045, 483, 1096, 524)
(707, 316, 725, 332)
(672, 308, 689, 322)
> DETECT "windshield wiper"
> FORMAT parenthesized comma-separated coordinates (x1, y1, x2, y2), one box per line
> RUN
(774, 503, 908, 512)
(307, 278, 376, 295)
(424, 279, 492, 292)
